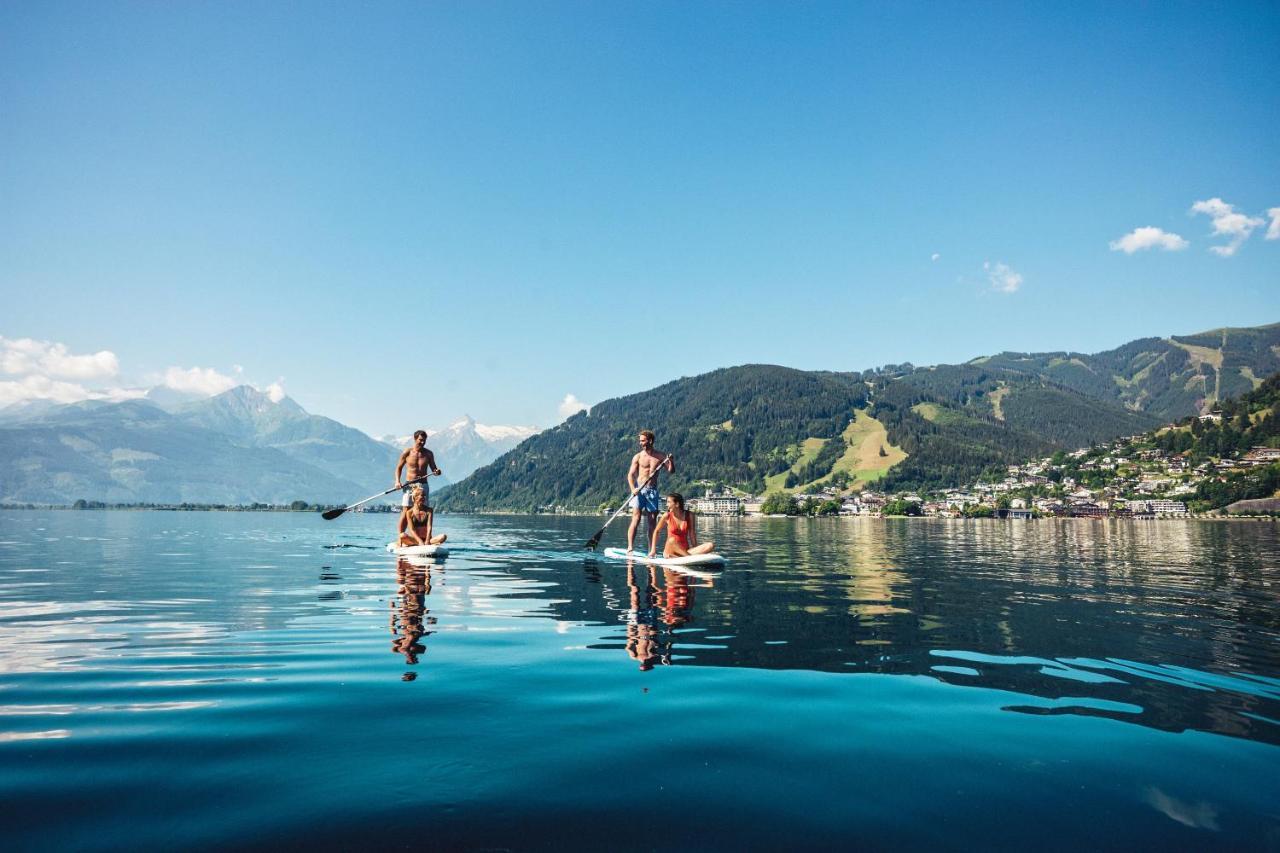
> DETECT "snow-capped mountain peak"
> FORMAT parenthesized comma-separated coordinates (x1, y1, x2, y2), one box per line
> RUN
(378, 415, 541, 480)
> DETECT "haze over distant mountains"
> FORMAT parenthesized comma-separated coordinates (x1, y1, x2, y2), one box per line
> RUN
(2, 322, 1276, 506)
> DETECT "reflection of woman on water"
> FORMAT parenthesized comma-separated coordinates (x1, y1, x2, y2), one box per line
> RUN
(649, 493, 715, 558)
(390, 559, 436, 673)
(658, 569, 695, 629)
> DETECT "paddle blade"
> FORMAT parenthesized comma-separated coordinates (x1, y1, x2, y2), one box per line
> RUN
(584, 530, 603, 550)
(321, 507, 346, 521)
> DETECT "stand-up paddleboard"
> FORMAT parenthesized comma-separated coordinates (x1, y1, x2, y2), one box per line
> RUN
(386, 542, 449, 558)
(602, 547, 725, 568)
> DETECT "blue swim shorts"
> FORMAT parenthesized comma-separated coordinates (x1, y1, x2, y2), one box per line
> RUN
(629, 486, 661, 514)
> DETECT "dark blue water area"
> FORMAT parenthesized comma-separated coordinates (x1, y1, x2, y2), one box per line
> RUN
(0, 510, 1278, 851)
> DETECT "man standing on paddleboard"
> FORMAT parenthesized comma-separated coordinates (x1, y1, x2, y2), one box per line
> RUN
(395, 430, 443, 508)
(626, 429, 674, 552)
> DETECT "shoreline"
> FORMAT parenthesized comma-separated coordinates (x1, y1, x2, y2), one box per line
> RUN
(1, 505, 1273, 521)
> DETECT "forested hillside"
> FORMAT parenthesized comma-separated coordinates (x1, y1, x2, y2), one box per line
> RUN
(975, 323, 1280, 422)
(443, 322, 1277, 511)
(870, 366, 1161, 492)
(442, 366, 868, 511)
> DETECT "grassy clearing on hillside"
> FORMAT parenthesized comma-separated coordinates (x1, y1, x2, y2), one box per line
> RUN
(763, 438, 826, 492)
(829, 410, 907, 489)
(1170, 340, 1224, 369)
(910, 402, 968, 426)
(989, 385, 1009, 421)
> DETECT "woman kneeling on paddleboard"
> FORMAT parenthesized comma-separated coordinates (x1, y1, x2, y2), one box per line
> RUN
(649, 493, 715, 559)
(399, 486, 447, 548)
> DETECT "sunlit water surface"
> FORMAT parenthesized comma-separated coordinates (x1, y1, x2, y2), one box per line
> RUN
(1, 510, 1277, 850)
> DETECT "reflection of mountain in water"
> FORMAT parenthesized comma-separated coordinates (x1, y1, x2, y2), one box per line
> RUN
(528, 519, 1280, 746)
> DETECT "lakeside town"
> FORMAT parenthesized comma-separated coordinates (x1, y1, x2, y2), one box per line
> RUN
(682, 430, 1280, 520)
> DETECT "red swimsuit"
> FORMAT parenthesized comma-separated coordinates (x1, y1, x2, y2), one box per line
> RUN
(666, 511, 690, 550)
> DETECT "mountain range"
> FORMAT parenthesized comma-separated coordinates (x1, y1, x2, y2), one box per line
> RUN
(443, 322, 1280, 511)
(0, 386, 524, 505)
(2, 322, 1275, 507)
(394, 417, 539, 483)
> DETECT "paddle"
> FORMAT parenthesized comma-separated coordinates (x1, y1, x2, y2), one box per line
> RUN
(585, 454, 672, 550)
(321, 474, 431, 521)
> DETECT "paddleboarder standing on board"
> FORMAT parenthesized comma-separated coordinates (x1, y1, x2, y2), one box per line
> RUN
(626, 430, 675, 552)
(395, 430, 442, 509)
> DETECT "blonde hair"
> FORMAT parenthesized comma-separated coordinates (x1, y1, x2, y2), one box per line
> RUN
(410, 486, 425, 502)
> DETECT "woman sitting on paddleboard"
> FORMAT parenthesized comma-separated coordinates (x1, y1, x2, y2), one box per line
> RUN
(398, 486, 448, 548)
(649, 493, 715, 559)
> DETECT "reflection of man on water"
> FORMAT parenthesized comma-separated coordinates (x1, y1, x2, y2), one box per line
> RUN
(390, 559, 437, 675)
(624, 563, 663, 670)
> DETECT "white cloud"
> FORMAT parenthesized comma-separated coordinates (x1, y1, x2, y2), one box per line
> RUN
(1267, 207, 1280, 241)
(1109, 226, 1189, 254)
(930, 252, 940, 262)
(264, 380, 287, 403)
(0, 337, 119, 379)
(162, 366, 238, 396)
(558, 393, 589, 419)
(0, 375, 143, 408)
(983, 261, 1023, 294)
(1190, 197, 1264, 257)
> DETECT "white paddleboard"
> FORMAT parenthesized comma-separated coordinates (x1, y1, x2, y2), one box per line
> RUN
(386, 542, 449, 557)
(602, 547, 725, 567)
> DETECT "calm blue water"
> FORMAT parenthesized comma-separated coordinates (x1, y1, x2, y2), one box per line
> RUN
(1, 510, 1277, 851)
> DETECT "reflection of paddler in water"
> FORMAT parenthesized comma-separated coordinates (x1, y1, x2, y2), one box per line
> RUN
(619, 561, 702, 669)
(623, 562, 663, 671)
(398, 486, 447, 548)
(648, 492, 715, 559)
(390, 558, 438, 674)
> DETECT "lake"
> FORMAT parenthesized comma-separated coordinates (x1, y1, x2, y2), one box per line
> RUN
(1, 510, 1277, 851)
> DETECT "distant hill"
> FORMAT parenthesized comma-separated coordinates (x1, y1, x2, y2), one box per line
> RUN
(444, 322, 1279, 509)
(972, 323, 1280, 422)
(176, 386, 399, 489)
(407, 416, 539, 483)
(0, 384, 542, 505)
(0, 399, 366, 504)
(869, 364, 1162, 492)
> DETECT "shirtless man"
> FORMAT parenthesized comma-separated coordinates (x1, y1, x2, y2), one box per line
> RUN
(395, 430, 443, 509)
(625, 429, 675, 551)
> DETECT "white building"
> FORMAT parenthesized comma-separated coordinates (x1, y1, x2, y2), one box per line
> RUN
(1130, 499, 1189, 516)
(691, 490, 742, 516)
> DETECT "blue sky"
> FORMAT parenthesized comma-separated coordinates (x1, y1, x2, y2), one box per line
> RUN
(2, 1, 1277, 437)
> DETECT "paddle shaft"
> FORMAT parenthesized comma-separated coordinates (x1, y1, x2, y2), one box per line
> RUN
(321, 474, 431, 520)
(585, 454, 672, 549)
